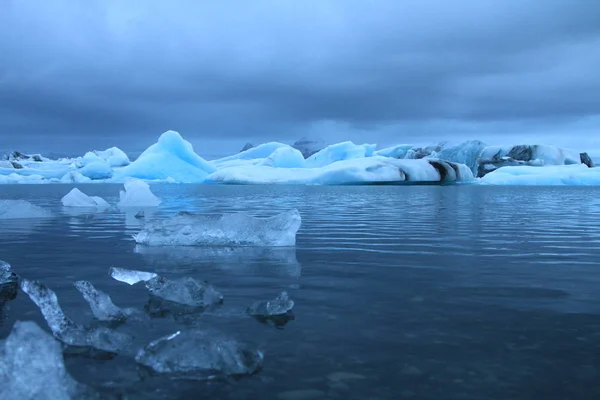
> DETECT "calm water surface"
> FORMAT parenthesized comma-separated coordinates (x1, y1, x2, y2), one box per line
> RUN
(1, 184, 600, 400)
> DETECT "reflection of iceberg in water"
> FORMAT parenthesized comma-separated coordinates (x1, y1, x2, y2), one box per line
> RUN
(134, 245, 302, 277)
(0, 218, 48, 240)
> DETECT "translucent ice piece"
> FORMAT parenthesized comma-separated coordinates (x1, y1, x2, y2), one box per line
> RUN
(74, 281, 125, 322)
(109, 267, 158, 286)
(247, 291, 294, 317)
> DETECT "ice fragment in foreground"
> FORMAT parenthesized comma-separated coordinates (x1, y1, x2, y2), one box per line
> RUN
(135, 330, 263, 379)
(0, 261, 19, 326)
(0, 200, 52, 219)
(20, 279, 132, 355)
(247, 291, 294, 317)
(0, 321, 97, 400)
(0, 260, 18, 285)
(109, 267, 158, 285)
(144, 276, 223, 316)
(61, 188, 109, 207)
(117, 178, 161, 207)
(133, 209, 301, 246)
(74, 281, 126, 322)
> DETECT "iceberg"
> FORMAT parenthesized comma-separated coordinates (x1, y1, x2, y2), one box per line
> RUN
(292, 137, 327, 158)
(212, 142, 289, 169)
(113, 130, 215, 183)
(0, 321, 95, 400)
(118, 178, 161, 207)
(79, 161, 113, 180)
(305, 141, 377, 168)
(480, 164, 600, 186)
(109, 267, 158, 285)
(206, 157, 474, 185)
(74, 281, 126, 322)
(135, 330, 263, 379)
(432, 140, 487, 176)
(477, 144, 576, 177)
(0, 200, 52, 219)
(20, 279, 133, 356)
(93, 147, 130, 167)
(61, 188, 109, 208)
(374, 144, 414, 159)
(133, 209, 301, 247)
(60, 171, 92, 183)
(247, 291, 294, 317)
(258, 146, 306, 168)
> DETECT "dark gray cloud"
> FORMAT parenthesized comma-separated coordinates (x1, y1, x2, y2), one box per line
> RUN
(1, 0, 599, 155)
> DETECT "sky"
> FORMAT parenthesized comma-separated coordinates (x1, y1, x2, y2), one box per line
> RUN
(1, 0, 599, 158)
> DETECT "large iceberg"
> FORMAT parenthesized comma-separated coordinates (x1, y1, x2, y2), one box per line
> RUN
(480, 164, 600, 185)
(113, 130, 215, 183)
(135, 330, 264, 379)
(305, 141, 377, 168)
(206, 157, 474, 185)
(211, 142, 289, 169)
(61, 188, 109, 208)
(133, 209, 302, 246)
(374, 144, 414, 159)
(0, 321, 96, 400)
(258, 146, 306, 168)
(432, 140, 487, 176)
(0, 200, 52, 219)
(118, 179, 161, 207)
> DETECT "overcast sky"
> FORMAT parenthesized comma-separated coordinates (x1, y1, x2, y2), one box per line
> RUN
(1, 0, 599, 157)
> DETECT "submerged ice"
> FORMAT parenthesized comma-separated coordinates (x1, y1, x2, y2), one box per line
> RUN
(247, 291, 294, 317)
(134, 209, 302, 247)
(74, 280, 126, 322)
(0, 200, 52, 219)
(135, 330, 263, 379)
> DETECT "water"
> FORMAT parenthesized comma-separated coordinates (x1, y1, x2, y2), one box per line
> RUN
(1, 184, 600, 399)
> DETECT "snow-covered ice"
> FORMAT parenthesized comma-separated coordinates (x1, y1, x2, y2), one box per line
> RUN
(0, 321, 95, 400)
(247, 291, 294, 317)
(258, 146, 306, 168)
(61, 188, 109, 208)
(74, 281, 126, 322)
(109, 267, 158, 285)
(135, 330, 264, 379)
(114, 130, 215, 183)
(480, 164, 600, 186)
(118, 178, 161, 207)
(305, 141, 376, 168)
(0, 200, 52, 219)
(133, 209, 302, 246)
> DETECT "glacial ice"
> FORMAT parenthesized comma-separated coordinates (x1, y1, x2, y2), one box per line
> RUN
(109, 267, 158, 285)
(0, 261, 18, 285)
(0, 321, 95, 400)
(79, 161, 113, 180)
(135, 330, 264, 379)
(207, 157, 474, 185)
(60, 171, 92, 184)
(258, 146, 306, 168)
(305, 141, 377, 168)
(133, 209, 302, 246)
(432, 140, 487, 176)
(92, 147, 130, 167)
(0, 200, 52, 219)
(74, 281, 126, 322)
(247, 291, 294, 317)
(373, 144, 413, 159)
(113, 130, 215, 183)
(20, 279, 133, 355)
(0, 261, 19, 324)
(118, 178, 161, 207)
(211, 142, 289, 169)
(61, 188, 109, 208)
(480, 164, 600, 186)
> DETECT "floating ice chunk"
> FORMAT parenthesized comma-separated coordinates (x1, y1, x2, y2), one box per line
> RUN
(133, 209, 301, 247)
(60, 170, 92, 183)
(305, 141, 377, 168)
(135, 330, 263, 379)
(74, 281, 125, 322)
(258, 146, 306, 168)
(0, 200, 52, 219)
(145, 276, 223, 309)
(0, 261, 18, 285)
(20, 279, 132, 355)
(118, 179, 161, 207)
(0, 321, 95, 400)
(61, 188, 109, 208)
(113, 130, 215, 183)
(480, 164, 600, 186)
(109, 267, 158, 285)
(247, 291, 294, 317)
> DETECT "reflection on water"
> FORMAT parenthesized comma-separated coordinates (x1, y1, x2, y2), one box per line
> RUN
(134, 245, 302, 277)
(1, 184, 600, 400)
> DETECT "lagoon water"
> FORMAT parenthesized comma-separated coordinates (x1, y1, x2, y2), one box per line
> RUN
(1, 184, 600, 399)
